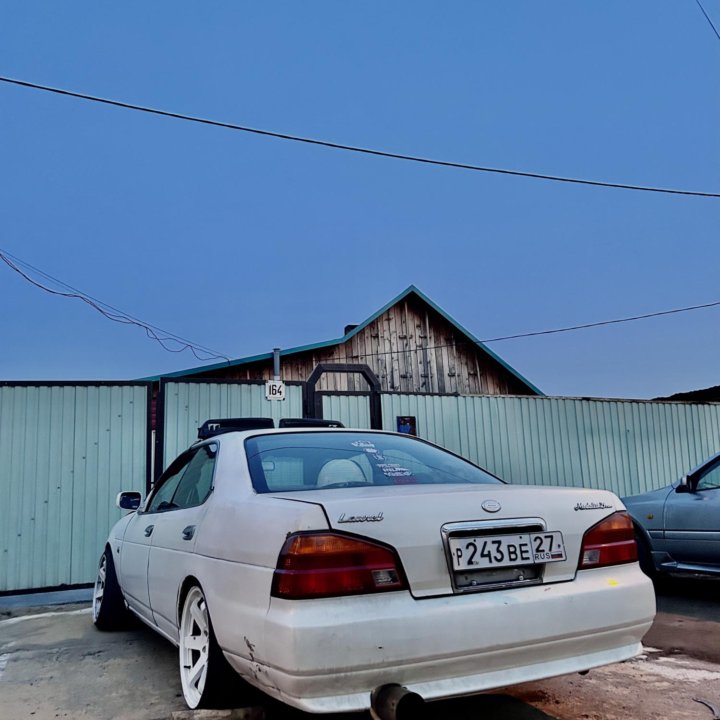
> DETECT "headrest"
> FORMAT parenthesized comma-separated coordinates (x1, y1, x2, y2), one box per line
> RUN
(316, 459, 369, 488)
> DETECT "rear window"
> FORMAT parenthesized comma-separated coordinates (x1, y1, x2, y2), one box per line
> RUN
(245, 431, 503, 493)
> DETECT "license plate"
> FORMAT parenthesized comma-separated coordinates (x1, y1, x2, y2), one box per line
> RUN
(449, 531, 566, 571)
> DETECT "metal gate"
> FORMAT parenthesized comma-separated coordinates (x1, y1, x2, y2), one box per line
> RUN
(0, 382, 151, 593)
(7, 375, 718, 594)
(321, 393, 372, 429)
(158, 380, 304, 473)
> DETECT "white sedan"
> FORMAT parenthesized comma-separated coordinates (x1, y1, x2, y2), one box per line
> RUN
(93, 422, 656, 717)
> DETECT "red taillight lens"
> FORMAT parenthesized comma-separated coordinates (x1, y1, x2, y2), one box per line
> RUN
(271, 532, 408, 599)
(578, 511, 638, 570)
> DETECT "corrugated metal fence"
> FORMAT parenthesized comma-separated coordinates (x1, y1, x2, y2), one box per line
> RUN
(160, 381, 304, 471)
(379, 394, 720, 496)
(0, 383, 150, 593)
(4, 379, 720, 594)
(164, 382, 720, 496)
(322, 394, 371, 431)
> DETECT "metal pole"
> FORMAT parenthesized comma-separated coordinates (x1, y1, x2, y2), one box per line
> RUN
(273, 348, 281, 380)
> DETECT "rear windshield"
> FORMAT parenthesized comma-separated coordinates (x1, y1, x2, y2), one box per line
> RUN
(245, 431, 503, 493)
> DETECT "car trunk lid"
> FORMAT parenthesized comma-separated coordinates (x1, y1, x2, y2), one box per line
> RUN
(272, 483, 622, 597)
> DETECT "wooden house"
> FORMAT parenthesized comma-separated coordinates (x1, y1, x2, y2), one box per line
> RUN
(157, 286, 541, 397)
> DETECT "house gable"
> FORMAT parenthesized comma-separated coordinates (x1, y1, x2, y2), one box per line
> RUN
(146, 286, 541, 396)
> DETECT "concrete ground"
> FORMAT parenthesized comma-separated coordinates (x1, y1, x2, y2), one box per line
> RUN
(0, 576, 718, 720)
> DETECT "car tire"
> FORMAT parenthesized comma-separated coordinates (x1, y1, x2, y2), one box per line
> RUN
(179, 585, 237, 709)
(634, 531, 656, 580)
(92, 546, 131, 631)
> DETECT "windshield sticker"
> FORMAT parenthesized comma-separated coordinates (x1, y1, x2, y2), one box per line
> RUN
(378, 463, 414, 478)
(351, 440, 376, 449)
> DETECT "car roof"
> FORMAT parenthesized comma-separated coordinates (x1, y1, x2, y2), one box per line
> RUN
(191, 427, 411, 449)
(204, 427, 394, 443)
(196, 417, 349, 440)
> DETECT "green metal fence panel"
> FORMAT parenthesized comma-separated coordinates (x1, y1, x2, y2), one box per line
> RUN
(7, 380, 717, 594)
(162, 381, 304, 470)
(381, 394, 720, 496)
(0, 383, 149, 593)
(321, 395, 372, 429)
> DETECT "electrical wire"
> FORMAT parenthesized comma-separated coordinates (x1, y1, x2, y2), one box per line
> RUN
(695, 0, 720, 41)
(328, 297, 720, 363)
(3, 246, 720, 366)
(479, 299, 720, 342)
(1, 75, 719, 199)
(0, 249, 226, 358)
(0, 249, 232, 362)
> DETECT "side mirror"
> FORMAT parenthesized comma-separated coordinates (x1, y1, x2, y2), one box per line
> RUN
(675, 476, 692, 494)
(116, 491, 142, 511)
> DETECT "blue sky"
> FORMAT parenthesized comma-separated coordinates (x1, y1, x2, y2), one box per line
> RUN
(1, 2, 718, 398)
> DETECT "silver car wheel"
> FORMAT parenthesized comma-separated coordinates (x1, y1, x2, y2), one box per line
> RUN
(179, 586, 210, 708)
(92, 553, 107, 622)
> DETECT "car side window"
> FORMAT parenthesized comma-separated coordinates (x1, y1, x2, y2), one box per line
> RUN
(170, 444, 217, 509)
(696, 462, 720, 491)
(146, 455, 193, 513)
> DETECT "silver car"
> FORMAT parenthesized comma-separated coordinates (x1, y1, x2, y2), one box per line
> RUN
(93, 420, 655, 714)
(623, 451, 720, 578)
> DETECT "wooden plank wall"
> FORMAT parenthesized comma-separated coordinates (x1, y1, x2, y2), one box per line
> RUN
(197, 296, 533, 396)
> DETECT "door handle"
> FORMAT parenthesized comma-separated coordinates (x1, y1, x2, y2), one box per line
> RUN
(144, 525, 154, 537)
(182, 525, 196, 541)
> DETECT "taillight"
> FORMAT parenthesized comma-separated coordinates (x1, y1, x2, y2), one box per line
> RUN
(271, 532, 408, 599)
(578, 511, 638, 570)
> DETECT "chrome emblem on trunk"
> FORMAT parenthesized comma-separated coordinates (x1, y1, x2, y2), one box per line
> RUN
(481, 500, 501, 513)
(574, 501, 613, 511)
(338, 512, 384, 523)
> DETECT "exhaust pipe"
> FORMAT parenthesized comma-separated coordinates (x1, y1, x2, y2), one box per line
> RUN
(370, 683, 426, 720)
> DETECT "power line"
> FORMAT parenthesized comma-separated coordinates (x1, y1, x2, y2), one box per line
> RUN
(1, 249, 226, 358)
(0, 249, 232, 362)
(3, 246, 719, 366)
(479, 299, 720, 342)
(1, 75, 719, 199)
(331, 298, 720, 362)
(695, 0, 720, 41)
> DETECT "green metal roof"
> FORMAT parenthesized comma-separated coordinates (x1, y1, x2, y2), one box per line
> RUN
(142, 285, 543, 395)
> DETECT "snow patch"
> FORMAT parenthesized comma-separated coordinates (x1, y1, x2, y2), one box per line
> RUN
(640, 656, 720, 683)
(0, 653, 10, 681)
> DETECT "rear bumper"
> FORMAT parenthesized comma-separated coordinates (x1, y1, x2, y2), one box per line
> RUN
(224, 563, 655, 713)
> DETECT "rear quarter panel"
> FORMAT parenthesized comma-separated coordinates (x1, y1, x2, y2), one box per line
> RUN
(191, 439, 329, 666)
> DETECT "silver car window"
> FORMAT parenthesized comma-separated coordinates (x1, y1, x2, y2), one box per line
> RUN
(697, 462, 720, 491)
(171, 444, 217, 509)
(146, 460, 190, 513)
(245, 431, 502, 493)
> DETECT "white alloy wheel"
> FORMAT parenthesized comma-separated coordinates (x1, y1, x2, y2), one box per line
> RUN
(179, 586, 212, 708)
(92, 552, 107, 622)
